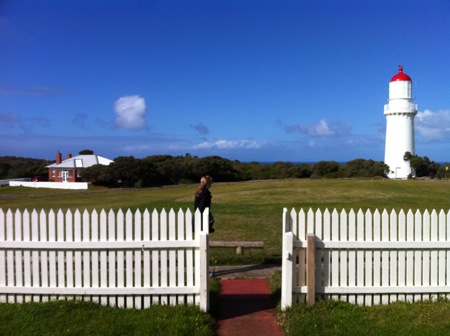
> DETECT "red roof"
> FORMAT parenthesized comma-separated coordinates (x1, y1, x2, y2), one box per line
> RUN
(390, 66, 412, 82)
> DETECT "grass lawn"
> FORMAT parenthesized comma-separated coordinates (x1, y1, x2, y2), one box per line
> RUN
(0, 301, 215, 336)
(3, 179, 450, 334)
(2, 179, 450, 264)
(279, 299, 450, 336)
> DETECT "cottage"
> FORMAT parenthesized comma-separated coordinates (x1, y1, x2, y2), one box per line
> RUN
(46, 152, 113, 182)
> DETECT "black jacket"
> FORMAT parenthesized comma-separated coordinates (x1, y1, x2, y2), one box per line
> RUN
(194, 188, 212, 213)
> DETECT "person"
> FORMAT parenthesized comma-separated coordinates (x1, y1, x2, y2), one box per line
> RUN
(194, 175, 215, 233)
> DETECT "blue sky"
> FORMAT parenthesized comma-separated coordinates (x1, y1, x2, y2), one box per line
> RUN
(1, 0, 449, 163)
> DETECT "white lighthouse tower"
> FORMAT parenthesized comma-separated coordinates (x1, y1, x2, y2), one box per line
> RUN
(384, 66, 417, 179)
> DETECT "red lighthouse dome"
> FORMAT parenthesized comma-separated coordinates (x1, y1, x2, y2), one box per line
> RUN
(390, 65, 412, 82)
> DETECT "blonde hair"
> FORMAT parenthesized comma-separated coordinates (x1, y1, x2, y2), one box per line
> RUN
(195, 175, 213, 197)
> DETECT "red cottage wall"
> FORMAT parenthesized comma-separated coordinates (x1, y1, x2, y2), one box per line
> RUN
(48, 169, 79, 182)
(48, 152, 78, 182)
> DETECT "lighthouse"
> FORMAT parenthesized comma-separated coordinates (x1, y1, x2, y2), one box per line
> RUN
(384, 66, 417, 179)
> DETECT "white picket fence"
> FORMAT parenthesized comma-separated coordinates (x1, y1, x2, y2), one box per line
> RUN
(281, 207, 450, 308)
(0, 208, 210, 311)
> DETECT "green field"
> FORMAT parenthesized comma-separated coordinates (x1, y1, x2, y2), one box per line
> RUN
(2, 179, 450, 264)
(3, 179, 450, 335)
(0, 300, 216, 336)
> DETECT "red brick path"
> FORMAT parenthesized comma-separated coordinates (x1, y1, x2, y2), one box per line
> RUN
(217, 279, 285, 336)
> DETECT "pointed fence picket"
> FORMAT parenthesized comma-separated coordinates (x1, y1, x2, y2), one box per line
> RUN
(0, 208, 210, 311)
(281, 207, 450, 308)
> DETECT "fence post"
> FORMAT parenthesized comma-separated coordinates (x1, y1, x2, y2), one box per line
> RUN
(307, 233, 316, 306)
(281, 231, 294, 309)
(199, 232, 209, 312)
(282, 207, 291, 233)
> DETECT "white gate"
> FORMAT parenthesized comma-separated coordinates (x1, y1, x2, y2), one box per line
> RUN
(282, 207, 450, 308)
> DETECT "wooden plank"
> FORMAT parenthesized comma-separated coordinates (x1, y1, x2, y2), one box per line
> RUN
(373, 209, 381, 305)
(281, 231, 294, 309)
(160, 209, 168, 305)
(209, 241, 264, 248)
(389, 210, 398, 300)
(339, 209, 348, 302)
(307, 233, 316, 306)
(330, 209, 339, 302)
(397, 210, 406, 303)
(177, 209, 186, 305)
(356, 209, 365, 305)
(199, 233, 209, 312)
(0, 286, 200, 295)
(143, 210, 151, 308)
(348, 209, 356, 304)
(169, 210, 177, 305)
(74, 210, 83, 289)
(363, 209, 373, 305)
(151, 209, 159, 306)
(321, 209, 331, 298)
(99, 210, 108, 306)
(108, 210, 116, 294)
(438, 210, 446, 287)
(126, 211, 135, 308)
(414, 210, 423, 302)
(23, 210, 31, 303)
(116, 210, 125, 307)
(403, 213, 413, 305)
(40, 210, 49, 293)
(186, 211, 194, 304)
(311, 285, 450, 295)
(423, 210, 432, 301)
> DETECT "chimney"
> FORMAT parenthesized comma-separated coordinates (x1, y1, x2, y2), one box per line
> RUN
(56, 152, 62, 164)
(67, 153, 72, 159)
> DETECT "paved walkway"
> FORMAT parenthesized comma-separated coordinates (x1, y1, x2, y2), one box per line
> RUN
(216, 278, 285, 336)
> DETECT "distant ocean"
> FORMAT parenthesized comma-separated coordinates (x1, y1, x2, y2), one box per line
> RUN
(254, 161, 345, 165)
(253, 161, 448, 166)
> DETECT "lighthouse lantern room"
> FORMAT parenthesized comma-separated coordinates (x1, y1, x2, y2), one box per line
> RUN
(384, 66, 417, 179)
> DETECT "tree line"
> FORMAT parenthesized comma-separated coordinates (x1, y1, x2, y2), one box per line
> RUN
(80, 155, 389, 187)
(1, 153, 447, 188)
(403, 152, 446, 179)
(0, 156, 51, 180)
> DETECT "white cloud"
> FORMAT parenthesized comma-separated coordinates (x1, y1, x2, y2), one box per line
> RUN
(416, 109, 450, 140)
(192, 139, 263, 150)
(284, 119, 351, 137)
(114, 95, 147, 130)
